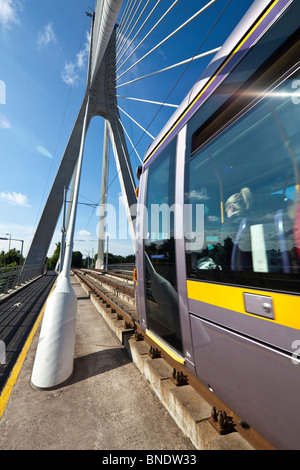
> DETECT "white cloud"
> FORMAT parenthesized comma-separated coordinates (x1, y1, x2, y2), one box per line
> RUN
(76, 50, 86, 69)
(76, 31, 90, 69)
(0, 113, 11, 129)
(76, 230, 91, 238)
(0, 191, 30, 207)
(0, 222, 41, 257)
(36, 144, 53, 159)
(185, 189, 210, 201)
(61, 31, 90, 86)
(37, 23, 57, 48)
(61, 62, 78, 86)
(0, 0, 22, 29)
(0, 80, 6, 104)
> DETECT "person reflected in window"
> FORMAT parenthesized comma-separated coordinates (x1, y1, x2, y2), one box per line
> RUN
(224, 187, 253, 271)
(225, 187, 253, 219)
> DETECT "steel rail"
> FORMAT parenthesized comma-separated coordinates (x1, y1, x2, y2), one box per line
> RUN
(73, 270, 137, 325)
(83, 268, 134, 282)
(78, 269, 135, 298)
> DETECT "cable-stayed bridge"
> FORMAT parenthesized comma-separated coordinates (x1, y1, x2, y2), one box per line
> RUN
(24, 0, 247, 272)
(1, 0, 253, 390)
(2, 1, 297, 451)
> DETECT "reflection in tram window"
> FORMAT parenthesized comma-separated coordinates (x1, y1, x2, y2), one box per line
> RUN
(184, 70, 300, 293)
(144, 138, 183, 354)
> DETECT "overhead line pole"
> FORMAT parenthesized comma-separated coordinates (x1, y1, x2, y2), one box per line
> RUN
(96, 119, 110, 270)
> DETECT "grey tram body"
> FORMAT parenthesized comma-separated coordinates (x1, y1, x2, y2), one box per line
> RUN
(135, 0, 300, 450)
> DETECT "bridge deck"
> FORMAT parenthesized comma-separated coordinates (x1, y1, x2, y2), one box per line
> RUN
(0, 273, 253, 451)
(0, 274, 198, 451)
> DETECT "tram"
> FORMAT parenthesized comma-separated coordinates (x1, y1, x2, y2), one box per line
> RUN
(135, 0, 300, 450)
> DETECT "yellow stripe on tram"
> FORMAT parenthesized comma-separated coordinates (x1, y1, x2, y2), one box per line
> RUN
(187, 280, 300, 331)
(146, 329, 186, 365)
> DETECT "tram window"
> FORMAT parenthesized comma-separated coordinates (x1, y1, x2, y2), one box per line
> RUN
(184, 69, 300, 293)
(144, 138, 183, 354)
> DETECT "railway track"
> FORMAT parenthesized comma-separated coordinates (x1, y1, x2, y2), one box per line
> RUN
(73, 268, 275, 450)
(72, 268, 137, 324)
(79, 268, 135, 305)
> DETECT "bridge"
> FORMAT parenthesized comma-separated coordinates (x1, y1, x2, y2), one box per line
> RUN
(0, 266, 256, 451)
(20, 0, 235, 393)
(0, 0, 297, 451)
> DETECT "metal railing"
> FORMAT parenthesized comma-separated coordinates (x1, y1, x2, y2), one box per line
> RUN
(0, 264, 47, 299)
(107, 263, 135, 272)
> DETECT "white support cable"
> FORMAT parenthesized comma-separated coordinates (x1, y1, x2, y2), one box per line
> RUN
(116, 0, 132, 37)
(116, 95, 179, 108)
(116, 0, 140, 52)
(116, 0, 151, 59)
(116, 0, 158, 66)
(115, 112, 143, 164)
(119, 0, 233, 158)
(117, 104, 155, 140)
(116, 0, 180, 74)
(116, 0, 143, 54)
(118, 0, 139, 44)
(116, 0, 135, 42)
(117, 0, 217, 80)
(116, 0, 135, 41)
(116, 47, 221, 89)
(117, 0, 129, 30)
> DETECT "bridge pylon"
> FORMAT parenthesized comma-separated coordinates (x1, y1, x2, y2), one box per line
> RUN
(30, 0, 137, 389)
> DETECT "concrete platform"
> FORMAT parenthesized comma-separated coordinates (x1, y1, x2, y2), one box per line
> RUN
(0, 275, 196, 451)
(0, 274, 254, 451)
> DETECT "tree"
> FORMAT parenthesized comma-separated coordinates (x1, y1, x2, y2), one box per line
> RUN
(46, 243, 84, 270)
(72, 251, 83, 268)
(0, 249, 24, 268)
(45, 244, 135, 271)
(125, 254, 135, 263)
(46, 242, 61, 270)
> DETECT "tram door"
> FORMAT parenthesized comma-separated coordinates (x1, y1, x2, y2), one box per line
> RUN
(142, 137, 183, 355)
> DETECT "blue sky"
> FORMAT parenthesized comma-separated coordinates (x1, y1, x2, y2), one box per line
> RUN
(0, 0, 253, 261)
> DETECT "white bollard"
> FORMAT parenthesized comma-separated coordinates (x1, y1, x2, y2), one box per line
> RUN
(31, 275, 77, 389)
